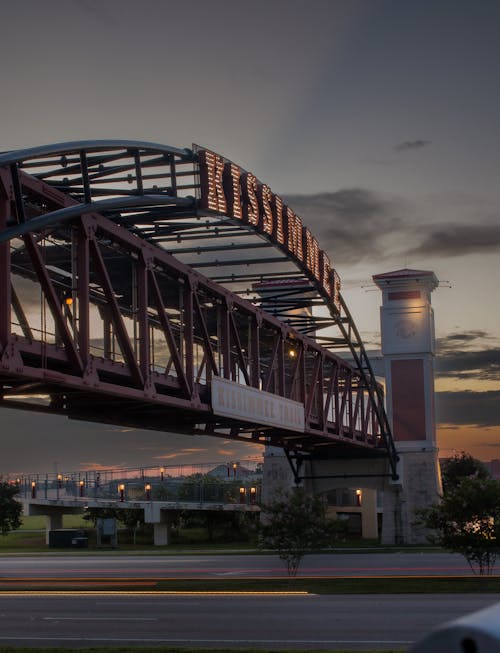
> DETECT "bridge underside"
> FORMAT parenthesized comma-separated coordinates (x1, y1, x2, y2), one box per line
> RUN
(0, 141, 397, 470)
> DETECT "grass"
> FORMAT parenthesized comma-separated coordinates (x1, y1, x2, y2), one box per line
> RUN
(1, 575, 499, 593)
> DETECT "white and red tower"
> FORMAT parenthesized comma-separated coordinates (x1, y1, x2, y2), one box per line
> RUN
(373, 268, 442, 544)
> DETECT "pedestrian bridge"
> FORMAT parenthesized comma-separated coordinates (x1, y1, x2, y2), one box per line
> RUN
(0, 140, 398, 478)
(17, 461, 261, 546)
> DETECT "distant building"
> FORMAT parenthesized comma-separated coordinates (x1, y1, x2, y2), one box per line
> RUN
(484, 460, 500, 480)
(207, 463, 262, 481)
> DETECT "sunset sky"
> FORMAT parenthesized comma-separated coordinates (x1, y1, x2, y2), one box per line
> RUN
(1, 0, 499, 475)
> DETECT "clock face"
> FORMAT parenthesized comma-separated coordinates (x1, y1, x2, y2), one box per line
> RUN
(394, 318, 417, 340)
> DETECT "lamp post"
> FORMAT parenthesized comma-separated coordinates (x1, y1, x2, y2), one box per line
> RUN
(118, 483, 125, 502)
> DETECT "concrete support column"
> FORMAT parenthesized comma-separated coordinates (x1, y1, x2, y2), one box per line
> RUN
(381, 450, 442, 545)
(144, 502, 171, 546)
(261, 447, 296, 503)
(360, 488, 378, 539)
(262, 449, 385, 540)
(45, 510, 63, 545)
(153, 520, 170, 546)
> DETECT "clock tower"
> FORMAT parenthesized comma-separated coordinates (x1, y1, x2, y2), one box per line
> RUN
(373, 268, 438, 447)
(373, 268, 442, 543)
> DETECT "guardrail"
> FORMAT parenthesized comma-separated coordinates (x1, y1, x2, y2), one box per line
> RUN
(11, 460, 262, 506)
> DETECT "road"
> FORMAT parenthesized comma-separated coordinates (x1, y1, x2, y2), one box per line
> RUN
(1, 552, 498, 650)
(0, 592, 499, 650)
(0, 551, 496, 579)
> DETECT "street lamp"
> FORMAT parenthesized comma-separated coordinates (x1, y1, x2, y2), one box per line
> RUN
(118, 484, 125, 502)
(145, 483, 152, 500)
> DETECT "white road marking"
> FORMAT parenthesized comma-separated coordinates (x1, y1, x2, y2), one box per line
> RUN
(43, 617, 157, 621)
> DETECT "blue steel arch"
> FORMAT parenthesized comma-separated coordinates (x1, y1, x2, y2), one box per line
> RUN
(0, 140, 398, 478)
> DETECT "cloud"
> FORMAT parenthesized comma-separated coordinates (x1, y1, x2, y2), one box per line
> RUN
(284, 188, 405, 264)
(436, 390, 500, 427)
(438, 331, 491, 350)
(284, 190, 500, 266)
(395, 139, 431, 152)
(436, 348, 500, 382)
(153, 448, 209, 461)
(408, 223, 500, 258)
(435, 332, 500, 382)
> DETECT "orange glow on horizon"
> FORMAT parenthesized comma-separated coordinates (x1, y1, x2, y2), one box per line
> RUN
(437, 423, 500, 461)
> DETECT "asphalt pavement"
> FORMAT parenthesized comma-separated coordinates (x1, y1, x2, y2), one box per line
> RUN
(1, 551, 499, 650)
(0, 592, 499, 650)
(0, 551, 495, 579)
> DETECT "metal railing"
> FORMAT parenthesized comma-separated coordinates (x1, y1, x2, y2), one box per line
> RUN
(11, 460, 262, 506)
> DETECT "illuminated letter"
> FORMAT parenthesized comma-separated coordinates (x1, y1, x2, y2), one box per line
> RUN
(198, 150, 227, 213)
(272, 194, 285, 245)
(241, 172, 259, 226)
(223, 162, 242, 220)
(285, 206, 303, 261)
(320, 251, 332, 298)
(302, 228, 320, 280)
(332, 268, 341, 313)
(258, 184, 273, 235)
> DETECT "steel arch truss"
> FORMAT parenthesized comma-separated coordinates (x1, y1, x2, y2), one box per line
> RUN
(2, 221, 382, 456)
(0, 142, 398, 471)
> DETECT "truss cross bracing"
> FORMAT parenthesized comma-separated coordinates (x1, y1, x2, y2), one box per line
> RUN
(0, 141, 398, 476)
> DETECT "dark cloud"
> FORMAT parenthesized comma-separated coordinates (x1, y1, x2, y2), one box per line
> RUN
(284, 189, 405, 264)
(438, 331, 491, 349)
(436, 390, 500, 427)
(408, 223, 500, 258)
(284, 190, 500, 265)
(436, 348, 500, 382)
(436, 331, 500, 381)
(395, 139, 431, 152)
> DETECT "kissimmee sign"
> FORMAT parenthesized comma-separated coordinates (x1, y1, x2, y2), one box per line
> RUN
(197, 148, 341, 311)
(212, 377, 305, 433)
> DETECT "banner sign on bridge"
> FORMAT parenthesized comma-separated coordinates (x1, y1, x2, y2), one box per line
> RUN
(211, 376, 305, 433)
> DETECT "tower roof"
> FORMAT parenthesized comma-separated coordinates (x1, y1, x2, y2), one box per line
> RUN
(372, 268, 435, 280)
(372, 268, 439, 292)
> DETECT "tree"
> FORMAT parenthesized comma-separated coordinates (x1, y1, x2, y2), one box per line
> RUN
(177, 473, 234, 502)
(0, 481, 23, 534)
(440, 452, 489, 492)
(258, 488, 342, 576)
(417, 453, 500, 575)
(83, 507, 145, 544)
